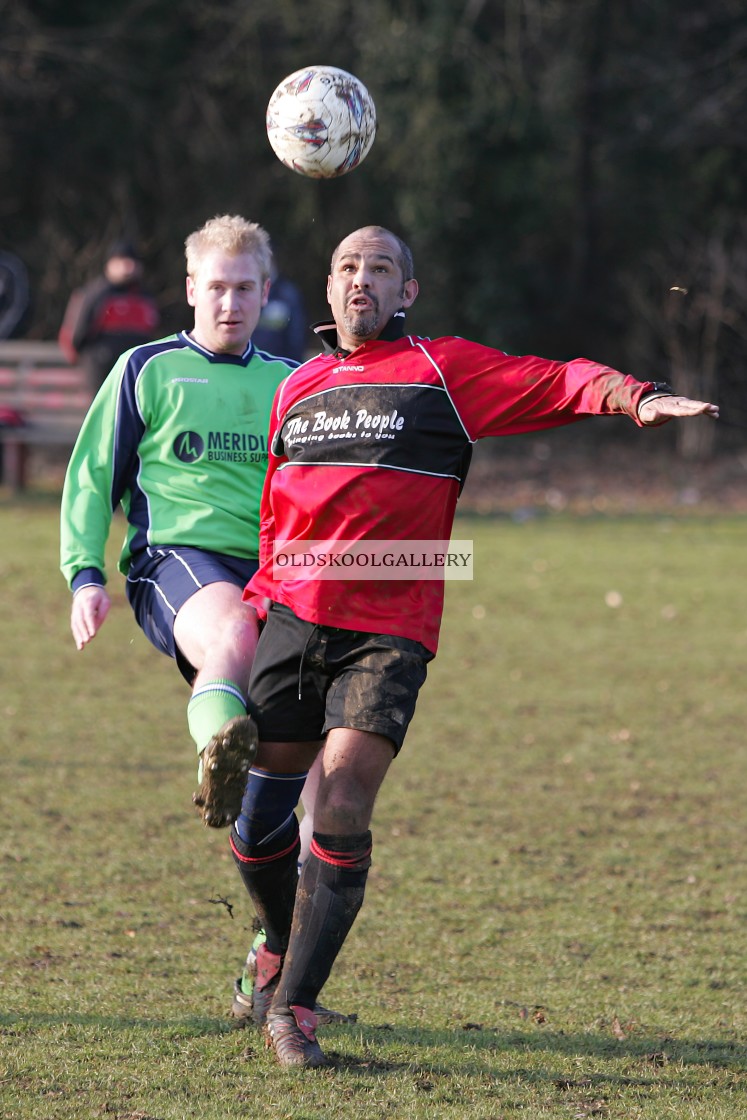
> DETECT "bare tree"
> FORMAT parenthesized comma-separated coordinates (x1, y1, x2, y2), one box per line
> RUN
(627, 224, 747, 460)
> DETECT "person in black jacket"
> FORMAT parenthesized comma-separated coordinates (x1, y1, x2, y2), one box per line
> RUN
(251, 266, 307, 363)
(58, 238, 161, 394)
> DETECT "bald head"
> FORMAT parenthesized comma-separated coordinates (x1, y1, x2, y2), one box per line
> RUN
(326, 226, 419, 351)
(331, 226, 414, 284)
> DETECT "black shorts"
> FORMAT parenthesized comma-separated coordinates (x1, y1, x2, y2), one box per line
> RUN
(125, 546, 258, 682)
(247, 602, 434, 753)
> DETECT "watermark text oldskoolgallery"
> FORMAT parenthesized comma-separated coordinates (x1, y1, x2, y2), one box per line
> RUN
(272, 540, 474, 580)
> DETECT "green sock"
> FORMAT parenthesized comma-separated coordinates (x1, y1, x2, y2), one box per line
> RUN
(241, 929, 267, 995)
(187, 678, 247, 758)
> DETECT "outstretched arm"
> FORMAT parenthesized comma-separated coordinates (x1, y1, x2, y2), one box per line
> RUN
(638, 395, 719, 425)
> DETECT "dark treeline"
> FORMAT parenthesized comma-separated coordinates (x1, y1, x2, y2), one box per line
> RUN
(2, 0, 746, 458)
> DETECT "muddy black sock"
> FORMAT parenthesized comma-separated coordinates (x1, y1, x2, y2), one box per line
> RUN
(230, 819, 300, 956)
(276, 830, 372, 1012)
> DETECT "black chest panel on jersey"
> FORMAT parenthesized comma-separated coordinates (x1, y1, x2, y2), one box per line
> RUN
(274, 381, 471, 483)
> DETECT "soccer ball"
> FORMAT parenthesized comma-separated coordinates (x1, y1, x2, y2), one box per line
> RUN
(266, 66, 377, 179)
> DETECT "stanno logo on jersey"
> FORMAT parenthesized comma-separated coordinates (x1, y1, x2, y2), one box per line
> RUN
(173, 431, 204, 463)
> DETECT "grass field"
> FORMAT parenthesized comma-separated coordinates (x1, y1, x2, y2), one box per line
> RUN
(1, 498, 746, 1119)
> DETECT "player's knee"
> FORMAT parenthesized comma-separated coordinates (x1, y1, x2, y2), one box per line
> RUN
(314, 777, 377, 834)
(220, 609, 258, 653)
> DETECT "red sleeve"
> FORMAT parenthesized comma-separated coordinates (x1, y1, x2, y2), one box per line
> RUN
(424, 338, 656, 440)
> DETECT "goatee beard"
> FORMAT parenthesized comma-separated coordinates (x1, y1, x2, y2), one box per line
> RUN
(344, 309, 379, 338)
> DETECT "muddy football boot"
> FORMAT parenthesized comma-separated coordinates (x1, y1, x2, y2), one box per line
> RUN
(192, 714, 257, 827)
(265, 1005, 329, 1068)
(231, 933, 357, 1028)
(231, 977, 357, 1028)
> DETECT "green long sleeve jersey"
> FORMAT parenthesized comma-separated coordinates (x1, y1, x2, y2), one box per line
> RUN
(60, 332, 296, 591)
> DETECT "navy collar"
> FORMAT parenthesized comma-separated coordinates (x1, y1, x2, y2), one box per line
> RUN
(179, 330, 254, 365)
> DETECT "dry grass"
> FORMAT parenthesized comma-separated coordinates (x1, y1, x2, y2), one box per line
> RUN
(1, 499, 745, 1118)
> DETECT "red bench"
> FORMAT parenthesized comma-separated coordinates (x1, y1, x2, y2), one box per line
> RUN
(0, 341, 91, 492)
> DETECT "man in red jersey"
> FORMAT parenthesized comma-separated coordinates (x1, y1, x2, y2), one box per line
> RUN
(227, 225, 718, 1067)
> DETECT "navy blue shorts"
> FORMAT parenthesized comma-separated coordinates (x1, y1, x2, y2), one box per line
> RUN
(247, 602, 434, 753)
(125, 546, 258, 682)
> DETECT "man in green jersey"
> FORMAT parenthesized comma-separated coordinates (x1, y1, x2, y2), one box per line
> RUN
(60, 214, 297, 827)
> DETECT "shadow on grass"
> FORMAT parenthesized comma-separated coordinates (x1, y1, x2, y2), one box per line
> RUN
(2, 1011, 744, 1075)
(0, 1010, 233, 1038)
(332, 1021, 747, 1074)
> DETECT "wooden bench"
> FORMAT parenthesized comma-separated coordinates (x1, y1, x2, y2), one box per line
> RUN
(0, 340, 91, 492)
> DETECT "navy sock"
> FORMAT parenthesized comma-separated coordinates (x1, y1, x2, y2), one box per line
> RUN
(230, 819, 300, 956)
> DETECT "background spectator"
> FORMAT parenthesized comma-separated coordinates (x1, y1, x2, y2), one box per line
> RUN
(252, 266, 307, 363)
(58, 239, 161, 394)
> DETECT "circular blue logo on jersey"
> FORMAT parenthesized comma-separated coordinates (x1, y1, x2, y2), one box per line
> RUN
(173, 431, 204, 463)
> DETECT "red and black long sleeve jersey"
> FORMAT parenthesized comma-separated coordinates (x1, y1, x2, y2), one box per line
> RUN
(245, 321, 656, 653)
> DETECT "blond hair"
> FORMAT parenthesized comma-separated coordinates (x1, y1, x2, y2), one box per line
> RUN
(185, 214, 273, 280)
